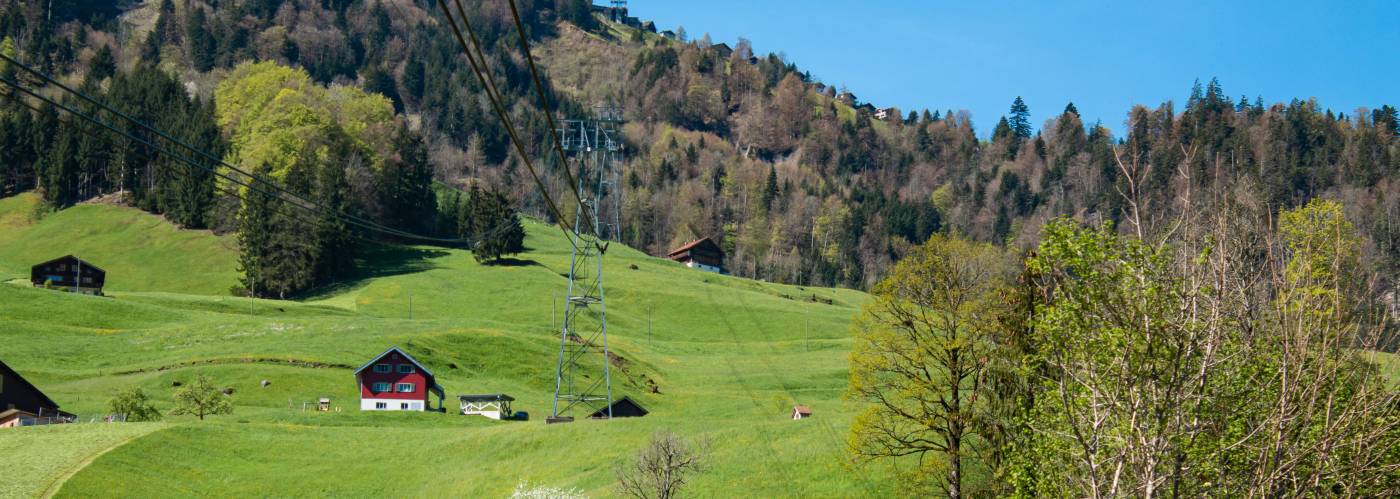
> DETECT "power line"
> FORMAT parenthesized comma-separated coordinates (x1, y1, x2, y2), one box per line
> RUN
(0, 71, 475, 248)
(435, 0, 597, 242)
(0, 53, 462, 245)
(505, 0, 595, 233)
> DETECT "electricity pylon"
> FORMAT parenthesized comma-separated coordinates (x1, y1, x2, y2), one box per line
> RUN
(549, 105, 623, 423)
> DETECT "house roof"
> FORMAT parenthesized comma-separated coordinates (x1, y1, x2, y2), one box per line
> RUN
(793, 405, 812, 414)
(667, 238, 718, 257)
(459, 394, 514, 402)
(0, 359, 61, 411)
(354, 346, 435, 378)
(32, 255, 106, 274)
(588, 396, 648, 418)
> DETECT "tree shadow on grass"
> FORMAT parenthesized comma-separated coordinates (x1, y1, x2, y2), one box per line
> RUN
(298, 243, 452, 300)
(485, 257, 539, 267)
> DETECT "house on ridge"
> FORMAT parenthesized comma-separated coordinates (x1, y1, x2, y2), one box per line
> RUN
(667, 238, 725, 274)
(355, 346, 445, 412)
(30, 255, 105, 295)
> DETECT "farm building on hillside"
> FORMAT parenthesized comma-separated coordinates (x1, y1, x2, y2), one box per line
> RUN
(588, 396, 648, 419)
(874, 107, 899, 121)
(459, 394, 515, 420)
(667, 238, 725, 274)
(792, 405, 813, 420)
(0, 359, 75, 428)
(30, 255, 105, 295)
(355, 346, 445, 412)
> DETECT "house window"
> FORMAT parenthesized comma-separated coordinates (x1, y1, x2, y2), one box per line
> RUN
(373, 364, 391, 373)
(396, 383, 414, 393)
(398, 364, 414, 374)
(375, 402, 387, 409)
(372, 382, 391, 392)
(401, 402, 410, 410)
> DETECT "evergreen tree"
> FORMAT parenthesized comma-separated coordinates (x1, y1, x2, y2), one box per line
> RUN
(762, 163, 779, 209)
(1063, 102, 1079, 117)
(185, 6, 214, 72)
(140, 29, 161, 63)
(237, 164, 276, 297)
(362, 65, 402, 112)
(311, 134, 354, 283)
(89, 44, 115, 81)
(463, 184, 525, 264)
(1008, 96, 1032, 139)
(401, 58, 425, 102)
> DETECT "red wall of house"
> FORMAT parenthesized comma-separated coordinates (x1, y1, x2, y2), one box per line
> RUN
(357, 354, 432, 402)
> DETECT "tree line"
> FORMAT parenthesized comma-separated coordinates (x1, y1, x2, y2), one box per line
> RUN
(849, 196, 1400, 496)
(1, 0, 1395, 295)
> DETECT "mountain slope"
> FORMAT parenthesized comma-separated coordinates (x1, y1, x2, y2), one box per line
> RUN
(0, 199, 883, 497)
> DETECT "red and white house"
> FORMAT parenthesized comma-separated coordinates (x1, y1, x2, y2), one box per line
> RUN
(355, 346, 445, 412)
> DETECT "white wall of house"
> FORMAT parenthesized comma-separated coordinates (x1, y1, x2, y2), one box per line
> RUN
(360, 398, 425, 411)
(685, 261, 723, 274)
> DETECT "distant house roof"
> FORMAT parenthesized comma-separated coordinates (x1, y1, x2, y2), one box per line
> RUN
(667, 238, 722, 258)
(32, 255, 106, 274)
(588, 396, 648, 418)
(354, 346, 435, 377)
(793, 405, 812, 415)
(711, 42, 733, 58)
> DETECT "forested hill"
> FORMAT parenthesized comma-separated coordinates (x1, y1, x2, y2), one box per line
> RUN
(1, 0, 1397, 291)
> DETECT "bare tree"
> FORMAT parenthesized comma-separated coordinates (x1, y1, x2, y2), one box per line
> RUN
(615, 431, 708, 499)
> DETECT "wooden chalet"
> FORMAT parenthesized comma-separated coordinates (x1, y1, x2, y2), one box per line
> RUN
(1, 359, 75, 428)
(588, 395, 648, 419)
(792, 405, 813, 420)
(666, 238, 725, 274)
(355, 346, 445, 412)
(30, 255, 105, 295)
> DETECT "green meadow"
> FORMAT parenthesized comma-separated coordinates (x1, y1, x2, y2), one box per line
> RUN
(0, 196, 885, 497)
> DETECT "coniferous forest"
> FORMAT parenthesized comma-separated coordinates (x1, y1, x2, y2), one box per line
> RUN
(0, 0, 1396, 294)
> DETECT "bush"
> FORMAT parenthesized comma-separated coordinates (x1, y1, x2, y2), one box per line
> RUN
(107, 387, 162, 422)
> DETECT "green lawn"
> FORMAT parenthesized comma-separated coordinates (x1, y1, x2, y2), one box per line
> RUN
(0, 198, 884, 497)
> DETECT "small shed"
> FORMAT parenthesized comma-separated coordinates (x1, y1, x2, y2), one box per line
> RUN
(792, 405, 812, 420)
(459, 394, 514, 420)
(30, 255, 105, 295)
(318, 397, 331, 412)
(588, 396, 648, 419)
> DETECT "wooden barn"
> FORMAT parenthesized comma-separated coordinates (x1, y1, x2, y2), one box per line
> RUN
(588, 396, 648, 419)
(30, 255, 105, 295)
(355, 346, 445, 412)
(792, 405, 813, 420)
(1, 359, 75, 428)
(666, 238, 725, 274)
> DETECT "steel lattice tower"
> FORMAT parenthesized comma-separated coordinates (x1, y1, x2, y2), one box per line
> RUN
(610, 1, 628, 23)
(549, 105, 624, 423)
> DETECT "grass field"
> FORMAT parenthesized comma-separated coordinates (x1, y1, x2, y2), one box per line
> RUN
(0, 196, 885, 497)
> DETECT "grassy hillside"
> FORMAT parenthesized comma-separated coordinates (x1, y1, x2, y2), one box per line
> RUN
(0, 200, 883, 497)
(0, 193, 239, 295)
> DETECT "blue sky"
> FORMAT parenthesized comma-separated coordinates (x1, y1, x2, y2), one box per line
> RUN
(623, 0, 1399, 136)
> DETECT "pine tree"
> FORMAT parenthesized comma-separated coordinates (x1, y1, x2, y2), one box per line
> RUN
(312, 135, 354, 282)
(763, 163, 779, 209)
(89, 44, 115, 81)
(185, 6, 214, 72)
(1008, 96, 1032, 139)
(237, 164, 276, 297)
(1063, 102, 1079, 117)
(464, 184, 525, 264)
